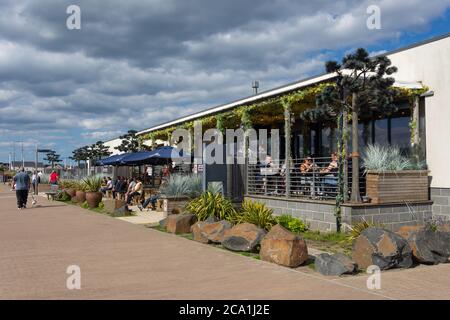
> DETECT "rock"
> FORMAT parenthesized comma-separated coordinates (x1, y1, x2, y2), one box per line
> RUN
(222, 223, 266, 252)
(205, 215, 218, 223)
(159, 218, 168, 229)
(103, 199, 127, 213)
(352, 227, 413, 270)
(112, 204, 131, 217)
(259, 224, 308, 267)
(191, 221, 209, 243)
(166, 213, 197, 234)
(315, 253, 357, 276)
(203, 220, 232, 243)
(406, 227, 450, 264)
(396, 225, 423, 239)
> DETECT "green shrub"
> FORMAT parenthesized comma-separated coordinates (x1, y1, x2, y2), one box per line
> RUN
(82, 176, 103, 192)
(276, 214, 309, 233)
(56, 191, 71, 202)
(233, 200, 277, 231)
(81, 201, 89, 209)
(186, 191, 236, 221)
(98, 201, 105, 210)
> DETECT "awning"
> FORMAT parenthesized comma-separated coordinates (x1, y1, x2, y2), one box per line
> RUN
(98, 153, 129, 166)
(119, 146, 190, 165)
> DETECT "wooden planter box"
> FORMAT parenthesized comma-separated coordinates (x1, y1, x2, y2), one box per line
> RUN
(366, 170, 429, 204)
(161, 196, 190, 215)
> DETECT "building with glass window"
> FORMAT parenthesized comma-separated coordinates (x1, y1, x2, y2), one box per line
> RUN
(104, 33, 450, 230)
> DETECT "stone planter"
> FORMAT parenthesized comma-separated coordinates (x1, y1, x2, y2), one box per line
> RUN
(161, 196, 190, 215)
(366, 170, 429, 204)
(85, 191, 103, 208)
(75, 190, 86, 203)
(66, 188, 76, 198)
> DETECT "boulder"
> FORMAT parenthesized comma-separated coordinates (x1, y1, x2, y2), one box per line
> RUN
(222, 223, 266, 252)
(166, 213, 197, 234)
(396, 225, 423, 239)
(110, 204, 131, 217)
(315, 253, 357, 276)
(159, 218, 168, 229)
(260, 224, 308, 267)
(202, 220, 232, 243)
(191, 221, 209, 243)
(352, 227, 413, 270)
(405, 227, 450, 264)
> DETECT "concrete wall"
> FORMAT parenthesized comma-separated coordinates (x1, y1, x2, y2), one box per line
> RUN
(246, 195, 433, 232)
(387, 36, 450, 189)
(430, 187, 450, 222)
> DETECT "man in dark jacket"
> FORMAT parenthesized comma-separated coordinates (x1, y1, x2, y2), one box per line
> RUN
(13, 167, 30, 210)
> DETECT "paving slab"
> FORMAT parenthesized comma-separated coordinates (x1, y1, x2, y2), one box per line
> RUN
(0, 185, 449, 300)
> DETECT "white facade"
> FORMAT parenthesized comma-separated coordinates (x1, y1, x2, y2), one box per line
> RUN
(387, 35, 450, 188)
(104, 138, 123, 156)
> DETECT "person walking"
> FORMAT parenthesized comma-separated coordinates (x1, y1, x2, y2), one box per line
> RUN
(49, 170, 58, 185)
(13, 167, 30, 210)
(31, 171, 38, 194)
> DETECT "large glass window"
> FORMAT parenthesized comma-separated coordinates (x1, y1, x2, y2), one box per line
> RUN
(374, 118, 389, 147)
(390, 117, 410, 153)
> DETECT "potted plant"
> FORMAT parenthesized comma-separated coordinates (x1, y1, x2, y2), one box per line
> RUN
(160, 175, 202, 214)
(82, 176, 103, 208)
(65, 180, 77, 198)
(74, 181, 87, 203)
(362, 144, 428, 204)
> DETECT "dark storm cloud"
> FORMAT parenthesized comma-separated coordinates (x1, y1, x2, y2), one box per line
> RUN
(0, 0, 450, 161)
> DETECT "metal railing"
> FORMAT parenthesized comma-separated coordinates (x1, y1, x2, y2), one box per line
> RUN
(247, 157, 366, 201)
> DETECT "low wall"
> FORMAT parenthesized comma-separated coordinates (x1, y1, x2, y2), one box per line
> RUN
(431, 187, 450, 222)
(245, 195, 433, 232)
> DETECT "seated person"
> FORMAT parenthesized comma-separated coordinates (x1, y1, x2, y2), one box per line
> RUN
(300, 156, 314, 174)
(138, 190, 161, 211)
(101, 177, 113, 195)
(126, 178, 143, 204)
(321, 152, 338, 173)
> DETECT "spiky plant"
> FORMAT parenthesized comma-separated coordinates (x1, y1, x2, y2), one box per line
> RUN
(162, 174, 202, 199)
(186, 191, 236, 221)
(82, 176, 103, 192)
(362, 144, 412, 172)
(235, 200, 277, 231)
(345, 220, 383, 245)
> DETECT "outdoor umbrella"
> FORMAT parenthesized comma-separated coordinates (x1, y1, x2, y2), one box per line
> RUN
(98, 153, 130, 166)
(119, 146, 190, 165)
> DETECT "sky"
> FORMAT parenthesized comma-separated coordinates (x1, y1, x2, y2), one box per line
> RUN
(0, 0, 449, 164)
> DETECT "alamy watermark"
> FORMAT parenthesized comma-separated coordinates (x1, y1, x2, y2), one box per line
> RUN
(66, 265, 81, 290)
(367, 5, 381, 30)
(170, 121, 280, 165)
(66, 5, 81, 30)
(366, 265, 381, 290)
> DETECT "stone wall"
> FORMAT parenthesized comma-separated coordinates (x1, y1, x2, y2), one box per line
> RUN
(430, 187, 450, 222)
(245, 195, 433, 232)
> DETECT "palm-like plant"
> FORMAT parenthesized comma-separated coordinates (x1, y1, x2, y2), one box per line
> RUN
(186, 191, 236, 221)
(234, 200, 277, 231)
(82, 176, 103, 192)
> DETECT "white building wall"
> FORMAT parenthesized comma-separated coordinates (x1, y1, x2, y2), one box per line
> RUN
(387, 36, 450, 188)
(104, 138, 123, 156)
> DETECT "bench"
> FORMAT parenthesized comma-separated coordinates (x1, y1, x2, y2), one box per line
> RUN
(45, 184, 59, 201)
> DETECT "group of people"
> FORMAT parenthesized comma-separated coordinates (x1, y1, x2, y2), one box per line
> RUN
(103, 176, 144, 205)
(257, 152, 339, 198)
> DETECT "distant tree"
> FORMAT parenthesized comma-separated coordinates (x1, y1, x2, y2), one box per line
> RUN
(44, 151, 62, 169)
(114, 130, 140, 153)
(70, 147, 89, 169)
(89, 141, 112, 161)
